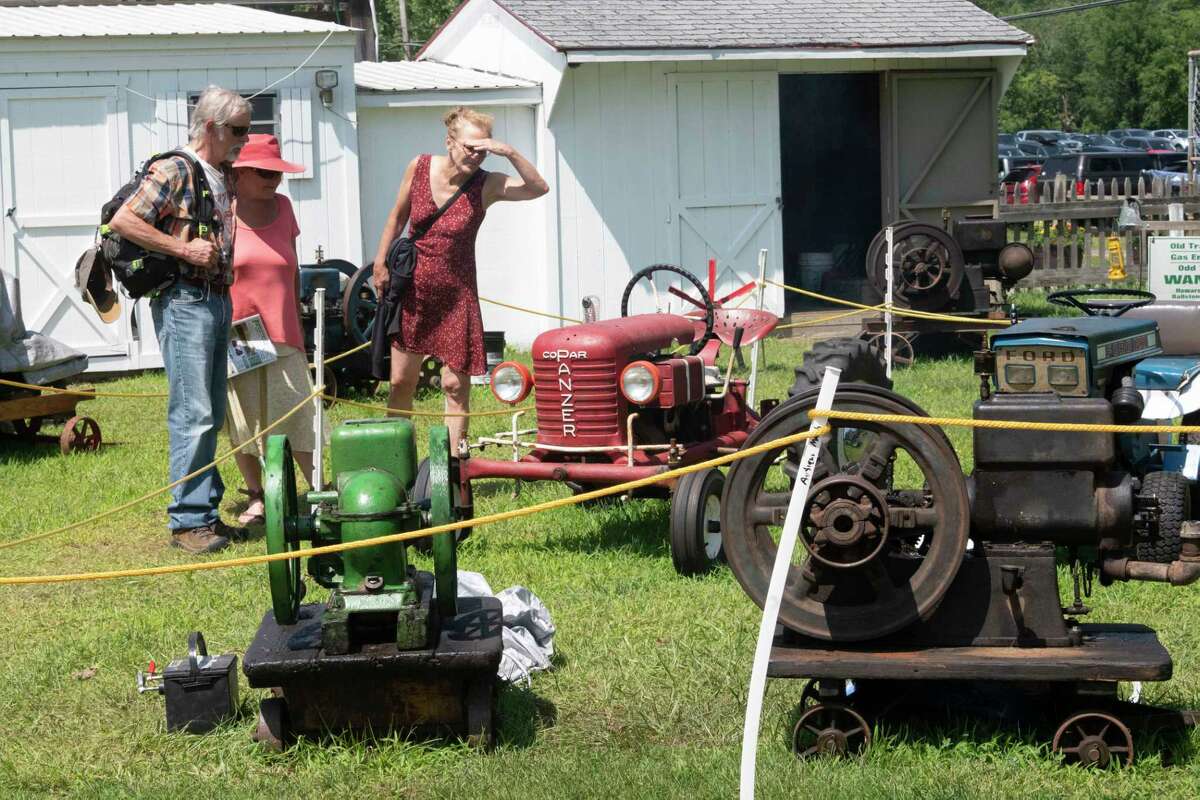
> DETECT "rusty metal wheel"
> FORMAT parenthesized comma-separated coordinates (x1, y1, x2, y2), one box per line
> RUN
(722, 386, 970, 642)
(859, 331, 915, 369)
(792, 702, 871, 759)
(868, 224, 964, 311)
(1053, 710, 1134, 768)
(59, 415, 101, 454)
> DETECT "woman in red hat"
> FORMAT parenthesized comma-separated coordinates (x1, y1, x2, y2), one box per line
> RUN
(225, 134, 324, 526)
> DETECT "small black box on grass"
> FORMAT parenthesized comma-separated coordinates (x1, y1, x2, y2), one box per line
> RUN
(139, 632, 239, 734)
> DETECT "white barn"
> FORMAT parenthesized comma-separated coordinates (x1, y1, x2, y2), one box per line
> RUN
(0, 3, 361, 372)
(403, 0, 1033, 327)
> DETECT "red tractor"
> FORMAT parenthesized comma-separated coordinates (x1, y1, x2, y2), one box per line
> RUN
(418, 264, 786, 575)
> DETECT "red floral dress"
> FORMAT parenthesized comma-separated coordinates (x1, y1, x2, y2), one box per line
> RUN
(394, 154, 488, 375)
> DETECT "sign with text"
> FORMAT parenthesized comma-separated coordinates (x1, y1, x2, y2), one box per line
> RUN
(1149, 236, 1200, 302)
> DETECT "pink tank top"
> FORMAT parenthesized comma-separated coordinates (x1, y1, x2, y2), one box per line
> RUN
(230, 195, 304, 349)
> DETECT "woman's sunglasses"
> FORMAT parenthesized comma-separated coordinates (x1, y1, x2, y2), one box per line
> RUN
(252, 168, 282, 180)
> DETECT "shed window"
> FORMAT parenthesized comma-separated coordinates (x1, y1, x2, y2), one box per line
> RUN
(188, 92, 278, 136)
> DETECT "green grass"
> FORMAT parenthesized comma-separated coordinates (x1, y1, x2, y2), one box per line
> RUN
(1, 338, 1199, 798)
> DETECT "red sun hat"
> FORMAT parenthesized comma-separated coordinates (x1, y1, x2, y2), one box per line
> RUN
(232, 134, 305, 173)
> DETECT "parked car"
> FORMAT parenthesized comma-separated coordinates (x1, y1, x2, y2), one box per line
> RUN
(1141, 164, 1187, 195)
(1016, 140, 1052, 158)
(1000, 164, 1042, 204)
(1017, 129, 1067, 145)
(1109, 128, 1152, 139)
(1081, 133, 1121, 148)
(1154, 151, 1186, 169)
(998, 154, 1041, 181)
(1121, 136, 1177, 152)
(1151, 129, 1188, 150)
(1039, 152, 1154, 194)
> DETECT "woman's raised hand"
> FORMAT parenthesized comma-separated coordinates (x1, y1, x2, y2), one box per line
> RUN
(461, 138, 514, 158)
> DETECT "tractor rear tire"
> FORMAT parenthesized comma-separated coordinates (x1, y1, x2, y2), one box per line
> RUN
(788, 337, 892, 399)
(1137, 471, 1189, 563)
(669, 468, 725, 576)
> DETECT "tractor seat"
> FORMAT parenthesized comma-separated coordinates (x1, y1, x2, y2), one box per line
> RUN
(1124, 302, 1200, 356)
(687, 308, 780, 366)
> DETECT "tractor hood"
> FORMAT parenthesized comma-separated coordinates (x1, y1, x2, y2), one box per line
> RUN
(994, 316, 1161, 369)
(531, 314, 697, 363)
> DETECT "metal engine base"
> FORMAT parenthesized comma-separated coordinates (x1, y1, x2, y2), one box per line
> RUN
(242, 577, 502, 749)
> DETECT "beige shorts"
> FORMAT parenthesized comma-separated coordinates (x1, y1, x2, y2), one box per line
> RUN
(225, 344, 328, 454)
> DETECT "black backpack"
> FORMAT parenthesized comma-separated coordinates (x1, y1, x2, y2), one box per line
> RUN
(97, 150, 222, 299)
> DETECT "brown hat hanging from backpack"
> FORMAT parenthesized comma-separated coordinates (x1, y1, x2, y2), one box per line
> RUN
(75, 246, 120, 324)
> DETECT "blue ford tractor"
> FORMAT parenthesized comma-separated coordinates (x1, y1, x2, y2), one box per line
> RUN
(980, 288, 1200, 563)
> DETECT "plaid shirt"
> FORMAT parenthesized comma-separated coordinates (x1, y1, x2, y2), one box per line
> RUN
(123, 154, 235, 285)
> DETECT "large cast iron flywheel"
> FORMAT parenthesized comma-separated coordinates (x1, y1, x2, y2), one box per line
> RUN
(720, 386, 970, 641)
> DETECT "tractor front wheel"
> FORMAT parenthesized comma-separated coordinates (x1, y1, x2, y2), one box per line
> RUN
(669, 468, 725, 575)
(788, 337, 891, 399)
(1137, 471, 1189, 563)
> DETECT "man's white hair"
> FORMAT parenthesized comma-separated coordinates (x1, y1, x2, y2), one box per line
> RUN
(188, 86, 251, 141)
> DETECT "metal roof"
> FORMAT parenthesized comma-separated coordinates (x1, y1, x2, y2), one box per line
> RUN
(354, 60, 536, 93)
(492, 0, 1034, 51)
(0, 3, 352, 38)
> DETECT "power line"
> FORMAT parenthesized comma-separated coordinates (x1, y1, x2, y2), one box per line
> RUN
(1001, 0, 1143, 22)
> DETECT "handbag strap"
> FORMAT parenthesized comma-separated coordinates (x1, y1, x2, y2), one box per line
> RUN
(411, 166, 482, 242)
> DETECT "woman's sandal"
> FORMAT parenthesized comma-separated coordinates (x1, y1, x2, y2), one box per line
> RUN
(238, 488, 266, 526)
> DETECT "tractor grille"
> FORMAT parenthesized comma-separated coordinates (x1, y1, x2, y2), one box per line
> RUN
(533, 358, 621, 442)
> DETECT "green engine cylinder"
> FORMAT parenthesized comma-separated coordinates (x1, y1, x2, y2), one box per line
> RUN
(263, 418, 460, 653)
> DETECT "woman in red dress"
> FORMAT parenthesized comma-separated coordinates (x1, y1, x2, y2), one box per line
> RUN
(371, 107, 548, 445)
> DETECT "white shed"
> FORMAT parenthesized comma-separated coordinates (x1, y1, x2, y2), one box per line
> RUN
(0, 3, 361, 373)
(415, 0, 1034, 324)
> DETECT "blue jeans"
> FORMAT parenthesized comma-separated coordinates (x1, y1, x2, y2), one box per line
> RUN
(152, 281, 232, 531)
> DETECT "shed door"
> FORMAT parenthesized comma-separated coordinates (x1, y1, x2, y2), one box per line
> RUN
(0, 87, 132, 370)
(666, 72, 781, 304)
(887, 71, 996, 222)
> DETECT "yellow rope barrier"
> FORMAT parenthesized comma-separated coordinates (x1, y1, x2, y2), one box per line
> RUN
(0, 377, 168, 399)
(0, 388, 322, 552)
(480, 296, 582, 324)
(313, 341, 370, 368)
(813, 409, 1200, 435)
(773, 305, 878, 331)
(765, 279, 1011, 327)
(322, 394, 532, 419)
(0, 425, 832, 586)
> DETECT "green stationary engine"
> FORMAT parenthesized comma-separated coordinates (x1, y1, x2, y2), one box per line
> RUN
(262, 419, 460, 654)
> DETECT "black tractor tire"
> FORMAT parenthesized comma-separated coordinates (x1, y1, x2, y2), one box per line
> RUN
(788, 337, 892, 399)
(669, 468, 726, 576)
(1137, 471, 1189, 563)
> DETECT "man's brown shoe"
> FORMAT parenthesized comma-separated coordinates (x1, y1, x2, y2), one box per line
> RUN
(213, 519, 250, 542)
(170, 525, 230, 554)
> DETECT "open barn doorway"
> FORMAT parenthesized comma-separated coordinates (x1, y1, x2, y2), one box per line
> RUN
(779, 74, 882, 313)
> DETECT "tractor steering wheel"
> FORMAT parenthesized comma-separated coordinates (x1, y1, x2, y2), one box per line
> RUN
(619, 264, 716, 356)
(1047, 288, 1157, 317)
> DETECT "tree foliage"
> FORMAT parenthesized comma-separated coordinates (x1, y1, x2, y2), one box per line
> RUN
(978, 0, 1199, 132)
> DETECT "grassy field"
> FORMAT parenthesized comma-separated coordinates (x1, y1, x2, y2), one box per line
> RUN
(2, 327, 1199, 799)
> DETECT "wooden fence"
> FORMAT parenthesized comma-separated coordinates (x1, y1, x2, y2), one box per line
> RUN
(997, 173, 1200, 287)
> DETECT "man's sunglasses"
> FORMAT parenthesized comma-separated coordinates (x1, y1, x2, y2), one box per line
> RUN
(252, 168, 282, 179)
(225, 123, 250, 137)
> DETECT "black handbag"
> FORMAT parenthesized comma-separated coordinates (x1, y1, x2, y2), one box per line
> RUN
(370, 168, 483, 379)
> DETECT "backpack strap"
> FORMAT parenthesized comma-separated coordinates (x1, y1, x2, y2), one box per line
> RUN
(163, 149, 220, 241)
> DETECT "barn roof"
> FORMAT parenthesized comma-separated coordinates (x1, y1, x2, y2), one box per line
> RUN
(491, 0, 1033, 51)
(355, 60, 535, 92)
(0, 3, 352, 38)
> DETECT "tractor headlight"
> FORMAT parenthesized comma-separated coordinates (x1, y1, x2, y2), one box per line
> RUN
(620, 361, 660, 405)
(1004, 364, 1036, 387)
(490, 361, 532, 404)
(1048, 365, 1080, 389)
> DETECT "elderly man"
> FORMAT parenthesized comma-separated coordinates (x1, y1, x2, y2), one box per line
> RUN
(110, 86, 251, 554)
